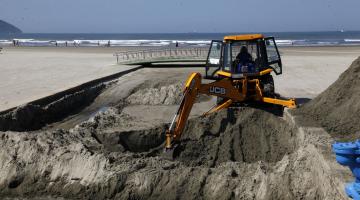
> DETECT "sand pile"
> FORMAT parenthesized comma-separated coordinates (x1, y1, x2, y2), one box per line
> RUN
(296, 56, 360, 138)
(176, 108, 296, 167)
(126, 80, 210, 106)
(0, 106, 347, 199)
(126, 82, 183, 105)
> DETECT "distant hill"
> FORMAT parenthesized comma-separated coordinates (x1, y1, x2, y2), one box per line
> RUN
(0, 20, 22, 34)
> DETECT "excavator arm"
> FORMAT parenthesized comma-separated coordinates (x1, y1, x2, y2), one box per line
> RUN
(165, 73, 201, 150)
(164, 72, 243, 153)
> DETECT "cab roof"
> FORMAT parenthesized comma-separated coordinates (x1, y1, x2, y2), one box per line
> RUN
(224, 34, 264, 41)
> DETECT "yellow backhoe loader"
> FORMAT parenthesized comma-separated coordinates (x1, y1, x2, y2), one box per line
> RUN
(164, 34, 296, 158)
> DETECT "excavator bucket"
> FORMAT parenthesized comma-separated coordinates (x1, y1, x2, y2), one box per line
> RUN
(162, 144, 180, 160)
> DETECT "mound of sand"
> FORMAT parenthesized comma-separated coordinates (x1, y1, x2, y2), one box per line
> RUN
(127, 83, 183, 105)
(0, 106, 347, 199)
(176, 108, 296, 167)
(296, 56, 360, 138)
(126, 81, 211, 106)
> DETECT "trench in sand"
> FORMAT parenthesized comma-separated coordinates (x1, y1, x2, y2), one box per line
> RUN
(0, 67, 198, 132)
(0, 66, 301, 168)
(82, 78, 298, 169)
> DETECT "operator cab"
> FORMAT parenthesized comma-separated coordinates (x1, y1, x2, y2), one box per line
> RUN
(205, 34, 282, 80)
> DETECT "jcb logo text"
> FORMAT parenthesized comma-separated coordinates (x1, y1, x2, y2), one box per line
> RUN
(209, 86, 226, 95)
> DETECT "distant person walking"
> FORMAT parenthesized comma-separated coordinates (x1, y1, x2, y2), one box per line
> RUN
(175, 41, 179, 48)
(65, 41, 68, 47)
(55, 41, 58, 47)
(13, 40, 16, 46)
(108, 40, 111, 47)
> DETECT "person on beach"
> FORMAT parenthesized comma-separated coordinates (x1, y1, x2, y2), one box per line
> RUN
(108, 40, 111, 47)
(65, 41, 68, 47)
(13, 40, 16, 46)
(176, 41, 179, 47)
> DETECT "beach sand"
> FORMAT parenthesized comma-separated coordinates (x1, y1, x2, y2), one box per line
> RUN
(0, 46, 142, 111)
(0, 46, 360, 199)
(276, 46, 360, 98)
(0, 46, 359, 111)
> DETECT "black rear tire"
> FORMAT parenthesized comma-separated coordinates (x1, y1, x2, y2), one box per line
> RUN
(261, 74, 275, 97)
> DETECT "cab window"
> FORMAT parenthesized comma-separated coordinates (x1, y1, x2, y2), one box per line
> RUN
(223, 43, 231, 71)
(205, 40, 223, 78)
(207, 41, 222, 66)
(265, 37, 282, 74)
(229, 41, 258, 74)
(266, 38, 279, 62)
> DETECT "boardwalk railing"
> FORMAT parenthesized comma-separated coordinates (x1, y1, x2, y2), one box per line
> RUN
(114, 47, 209, 64)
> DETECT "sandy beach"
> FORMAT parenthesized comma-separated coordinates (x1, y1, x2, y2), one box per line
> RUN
(0, 46, 359, 111)
(276, 46, 360, 98)
(0, 44, 360, 199)
(0, 46, 142, 111)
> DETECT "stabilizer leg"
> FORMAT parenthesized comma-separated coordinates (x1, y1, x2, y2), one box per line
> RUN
(203, 99, 233, 116)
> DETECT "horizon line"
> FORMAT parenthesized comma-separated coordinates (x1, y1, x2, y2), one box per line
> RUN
(7, 30, 360, 35)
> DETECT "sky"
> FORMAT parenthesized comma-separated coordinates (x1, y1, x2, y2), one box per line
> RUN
(0, 0, 359, 33)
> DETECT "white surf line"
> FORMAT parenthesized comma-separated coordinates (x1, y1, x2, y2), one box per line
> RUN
(282, 50, 360, 54)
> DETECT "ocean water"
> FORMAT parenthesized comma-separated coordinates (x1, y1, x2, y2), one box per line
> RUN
(0, 31, 360, 47)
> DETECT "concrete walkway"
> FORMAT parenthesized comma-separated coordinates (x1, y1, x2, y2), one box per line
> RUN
(0, 47, 139, 111)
